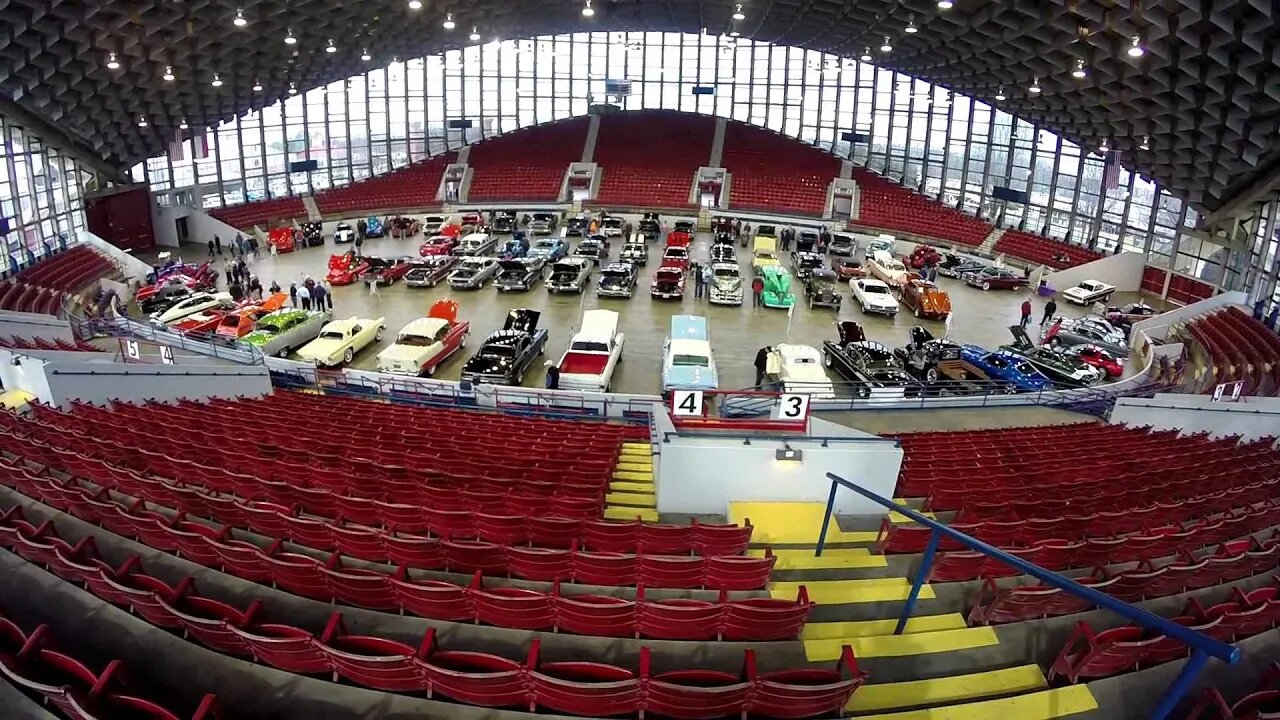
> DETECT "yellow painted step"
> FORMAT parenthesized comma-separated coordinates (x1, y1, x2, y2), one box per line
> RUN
(751, 548, 887, 570)
(889, 510, 934, 524)
(621, 442, 648, 450)
(802, 613, 967, 640)
(609, 480, 654, 493)
(616, 459, 652, 470)
(806, 626, 999, 662)
(851, 685, 1097, 720)
(728, 502, 878, 544)
(770, 578, 933, 605)
(603, 506, 658, 522)
(846, 665, 1048, 714)
(605, 491, 655, 508)
(612, 469, 653, 482)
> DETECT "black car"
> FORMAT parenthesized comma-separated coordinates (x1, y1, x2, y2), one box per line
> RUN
(1001, 326, 1104, 387)
(405, 256, 460, 288)
(710, 244, 737, 265)
(300, 222, 324, 247)
(494, 258, 545, 292)
(793, 251, 824, 280)
(805, 269, 842, 309)
(596, 262, 638, 299)
(895, 326, 965, 383)
(674, 220, 695, 234)
(138, 283, 193, 314)
(937, 254, 982, 278)
(460, 309, 549, 386)
(573, 235, 610, 264)
(822, 321, 924, 398)
(491, 211, 516, 234)
(565, 216, 589, 237)
(639, 213, 662, 242)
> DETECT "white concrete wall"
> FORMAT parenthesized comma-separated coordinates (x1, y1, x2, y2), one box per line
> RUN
(0, 352, 54, 405)
(1044, 251, 1147, 293)
(152, 205, 243, 251)
(1132, 291, 1248, 341)
(73, 229, 152, 284)
(1112, 394, 1280, 442)
(40, 360, 272, 408)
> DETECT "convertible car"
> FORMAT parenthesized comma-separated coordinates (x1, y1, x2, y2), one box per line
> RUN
(447, 257, 501, 290)
(300, 222, 324, 247)
(404, 256, 459, 288)
(420, 234, 459, 257)
(573, 235, 610, 264)
(546, 258, 593, 294)
(389, 216, 421, 239)
(650, 265, 685, 300)
(804, 269, 842, 310)
(494, 258, 546, 292)
(964, 266, 1030, 291)
(364, 216, 386, 238)
(597, 263, 638, 299)
(1074, 344, 1125, 377)
(267, 227, 298, 253)
(297, 315, 386, 367)
(357, 256, 414, 286)
(821, 321, 924, 398)
(528, 237, 569, 262)
(326, 252, 369, 285)
(241, 308, 332, 357)
(1000, 326, 1104, 387)
(958, 345, 1053, 392)
(761, 265, 795, 309)
(461, 309, 549, 386)
(899, 279, 951, 320)
(376, 300, 469, 376)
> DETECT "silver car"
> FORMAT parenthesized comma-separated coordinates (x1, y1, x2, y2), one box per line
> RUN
(447, 257, 500, 289)
(1043, 315, 1131, 358)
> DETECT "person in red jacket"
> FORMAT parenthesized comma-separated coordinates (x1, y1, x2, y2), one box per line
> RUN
(1020, 298, 1032, 328)
(751, 275, 765, 307)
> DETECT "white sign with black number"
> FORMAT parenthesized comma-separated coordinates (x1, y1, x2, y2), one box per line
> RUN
(125, 340, 140, 360)
(777, 393, 810, 421)
(671, 389, 704, 417)
(159, 346, 175, 365)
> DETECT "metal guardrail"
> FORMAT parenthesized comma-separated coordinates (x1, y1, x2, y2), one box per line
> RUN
(816, 472, 1240, 720)
(81, 316, 266, 366)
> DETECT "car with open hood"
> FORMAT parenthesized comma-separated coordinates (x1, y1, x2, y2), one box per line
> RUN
(152, 291, 235, 326)
(900, 279, 951, 320)
(573, 235, 610, 264)
(804, 269, 842, 310)
(404, 255, 460, 288)
(556, 309, 625, 392)
(326, 251, 369, 285)
(1001, 325, 1104, 387)
(421, 215, 449, 235)
(851, 278, 899, 316)
(419, 234, 459, 257)
(364, 216, 386, 238)
(601, 217, 625, 238)
(565, 215, 589, 237)
(663, 315, 718, 393)
(709, 263, 743, 306)
(357, 256, 414, 286)
(447, 256, 500, 290)
(673, 220, 695, 234)
(619, 241, 649, 266)
(268, 227, 298, 253)
(333, 223, 357, 244)
(297, 315, 386, 367)
(546, 258, 593, 294)
(639, 214, 662, 242)
(1063, 279, 1116, 305)
(895, 326, 972, 385)
(828, 233, 856, 257)
(650, 264, 685, 300)
(792, 251, 824, 281)
(527, 237, 569, 262)
(1042, 315, 1131, 358)
(494, 257, 546, 292)
(376, 300, 469, 376)
(455, 232, 497, 257)
(240, 308, 332, 357)
(498, 233, 529, 259)
(765, 344, 835, 399)
(490, 211, 516, 234)
(461, 309, 548, 386)
(529, 212, 558, 235)
(964, 265, 1030, 291)
(596, 263, 638, 299)
(821, 321, 924, 399)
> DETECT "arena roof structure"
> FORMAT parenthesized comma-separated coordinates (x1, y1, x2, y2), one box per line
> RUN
(2, 0, 1278, 220)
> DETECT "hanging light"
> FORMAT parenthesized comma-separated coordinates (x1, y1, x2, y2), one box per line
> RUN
(361, 48, 372, 61)
(879, 36, 892, 53)
(106, 52, 121, 70)
(162, 66, 175, 81)
(1099, 138, 1109, 153)
(937, 0, 953, 8)
(137, 115, 148, 128)
(1072, 59, 1087, 78)
(905, 17, 918, 34)
(211, 73, 223, 88)
(284, 28, 297, 45)
(860, 47, 872, 62)
(1029, 77, 1041, 93)
(288, 82, 298, 95)
(469, 27, 480, 41)
(179, 118, 189, 130)
(408, 0, 423, 8)
(1139, 135, 1150, 151)
(233, 8, 247, 27)
(582, 0, 595, 16)
(1127, 35, 1145, 57)
(994, 86, 1006, 101)
(325, 39, 337, 53)
(732, 4, 745, 21)
(442, 13, 455, 29)
(729, 29, 740, 37)
(252, 79, 263, 92)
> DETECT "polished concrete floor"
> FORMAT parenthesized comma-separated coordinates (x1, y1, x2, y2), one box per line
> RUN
(154, 225, 1156, 396)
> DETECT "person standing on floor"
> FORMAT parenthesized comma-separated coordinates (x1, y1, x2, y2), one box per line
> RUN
(691, 261, 703, 298)
(224, 258, 234, 287)
(311, 281, 327, 312)
(322, 279, 334, 310)
(754, 346, 771, 387)
(214, 235, 223, 255)
(544, 361, 560, 390)
(1020, 298, 1032, 328)
(298, 283, 312, 311)
(1041, 298, 1058, 327)
(289, 282, 298, 308)
(207, 239, 215, 257)
(751, 275, 765, 307)
(700, 263, 712, 301)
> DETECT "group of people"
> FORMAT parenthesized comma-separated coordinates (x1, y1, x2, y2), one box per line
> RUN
(1019, 297, 1059, 328)
(207, 233, 257, 258)
(688, 261, 715, 299)
(290, 277, 333, 312)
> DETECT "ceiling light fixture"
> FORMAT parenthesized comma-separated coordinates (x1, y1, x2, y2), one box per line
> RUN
(288, 82, 298, 95)
(1072, 59, 1087, 78)
(880, 36, 892, 53)
(252, 79, 263, 91)
(1029, 77, 1041, 93)
(106, 53, 121, 70)
(1099, 139, 1109, 153)
(582, 0, 595, 16)
(860, 47, 872, 62)
(994, 86, 1006, 101)
(162, 65, 175, 81)
(937, 0, 953, 8)
(905, 17, 918, 34)
(1139, 135, 1150, 151)
(326, 39, 337, 53)
(469, 26, 480, 41)
(137, 116, 148, 128)
(211, 73, 223, 88)
(442, 13, 455, 29)
(408, 0, 423, 8)
(361, 48, 372, 61)
(729, 29, 740, 37)
(1128, 35, 1145, 57)
(233, 8, 247, 27)
(732, 4, 745, 21)
(284, 28, 297, 45)
(179, 118, 189, 130)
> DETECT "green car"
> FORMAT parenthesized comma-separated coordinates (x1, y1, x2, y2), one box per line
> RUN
(761, 266, 795, 309)
(240, 308, 332, 357)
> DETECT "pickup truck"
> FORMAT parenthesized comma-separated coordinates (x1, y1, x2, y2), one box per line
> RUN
(557, 309, 625, 393)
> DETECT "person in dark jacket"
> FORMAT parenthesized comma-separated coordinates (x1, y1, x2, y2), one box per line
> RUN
(356, 219, 367, 239)
(214, 235, 222, 255)
(544, 362, 560, 390)
(754, 346, 772, 387)
(289, 282, 298, 308)
(311, 283, 328, 312)
(207, 239, 215, 257)
(1041, 299, 1058, 327)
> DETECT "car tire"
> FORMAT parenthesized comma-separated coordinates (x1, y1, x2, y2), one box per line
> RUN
(926, 367, 939, 383)
(823, 351, 833, 368)
(344, 348, 354, 364)
(461, 334, 468, 349)
(914, 306, 921, 318)
(982, 281, 991, 291)
(375, 327, 384, 341)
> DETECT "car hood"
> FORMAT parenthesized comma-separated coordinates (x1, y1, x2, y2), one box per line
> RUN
(463, 353, 513, 376)
(297, 338, 345, 359)
(240, 329, 277, 346)
(377, 344, 431, 365)
(713, 276, 741, 290)
(864, 293, 897, 307)
(665, 364, 718, 389)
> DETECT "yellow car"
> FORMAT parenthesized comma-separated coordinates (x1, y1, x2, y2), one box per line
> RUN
(751, 236, 780, 275)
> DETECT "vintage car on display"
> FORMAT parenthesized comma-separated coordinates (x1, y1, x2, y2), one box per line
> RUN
(792, 251, 824, 281)
(832, 257, 866, 281)
(528, 237, 569, 262)
(150, 260, 216, 286)
(661, 244, 691, 271)
(491, 211, 516, 234)
(404, 256, 460, 288)
(138, 283, 194, 315)
(389, 216, 421, 239)
(896, 327, 974, 384)
(829, 233, 856, 257)
(674, 220, 696, 234)
(709, 263, 743, 306)
(460, 309, 549, 386)
(333, 223, 357, 244)
(964, 266, 1030, 291)
(297, 315, 386, 367)
(300, 222, 324, 247)
(938, 255, 983, 279)
(619, 241, 649, 266)
(821, 321, 924, 399)
(863, 234, 896, 256)
(1075, 344, 1125, 377)
(171, 308, 228, 336)
(447, 257, 501, 290)
(899, 279, 952, 320)
(761, 266, 796, 309)
(214, 294, 289, 341)
(498, 233, 529, 259)
(546, 258, 593, 294)
(755, 224, 778, 240)
(241, 308, 332, 357)
(639, 213, 662, 242)
(326, 252, 369, 285)
(710, 243, 736, 265)
(663, 315, 718, 393)
(557, 309, 625, 392)
(1000, 325, 1104, 387)
(1063, 279, 1117, 305)
(650, 265, 686, 300)
(364, 216, 386, 238)
(376, 300, 469, 377)
(868, 250, 912, 287)
(959, 345, 1054, 392)
(751, 236, 780, 275)
(852, 278, 900, 316)
(461, 212, 484, 228)
(1106, 302, 1160, 327)
(422, 216, 449, 235)
(597, 263, 638, 299)
(357, 256, 414, 286)
(565, 215, 589, 237)
(765, 344, 836, 398)
(601, 217, 625, 239)
(267, 227, 298, 253)
(455, 232, 497, 257)
(153, 292, 235, 326)
(713, 231, 734, 248)
(494, 258, 546, 292)
(906, 245, 942, 269)
(1043, 316, 1131, 358)
(419, 234, 459, 257)
(137, 266, 214, 311)
(573, 235, 611, 264)
(529, 212, 558, 235)
(804, 269, 842, 310)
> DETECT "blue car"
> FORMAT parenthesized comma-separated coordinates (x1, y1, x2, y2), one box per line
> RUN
(500, 232, 529, 259)
(364, 216, 386, 238)
(528, 237, 568, 262)
(663, 315, 718, 393)
(959, 345, 1052, 392)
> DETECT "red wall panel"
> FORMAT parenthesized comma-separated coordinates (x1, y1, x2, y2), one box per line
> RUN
(84, 185, 155, 252)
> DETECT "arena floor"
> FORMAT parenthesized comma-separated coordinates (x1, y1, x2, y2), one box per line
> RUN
(157, 222, 1158, 395)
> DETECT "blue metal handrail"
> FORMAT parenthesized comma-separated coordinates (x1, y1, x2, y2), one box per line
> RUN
(817, 472, 1240, 720)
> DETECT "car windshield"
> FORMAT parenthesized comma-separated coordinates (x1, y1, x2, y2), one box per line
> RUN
(672, 354, 709, 367)
(319, 330, 346, 340)
(715, 268, 738, 278)
(483, 344, 516, 357)
(395, 333, 435, 346)
(863, 285, 888, 294)
(665, 248, 688, 258)
(533, 213, 554, 221)
(533, 241, 555, 249)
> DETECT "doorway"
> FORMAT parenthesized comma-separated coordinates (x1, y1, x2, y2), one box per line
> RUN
(175, 216, 190, 244)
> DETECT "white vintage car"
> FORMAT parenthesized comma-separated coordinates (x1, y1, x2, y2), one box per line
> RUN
(851, 278, 900, 316)
(1063, 279, 1116, 305)
(766, 344, 836, 398)
(557, 309, 625, 392)
(867, 250, 910, 286)
(601, 217, 625, 238)
(376, 300, 469, 376)
(153, 292, 235, 326)
(297, 315, 386, 367)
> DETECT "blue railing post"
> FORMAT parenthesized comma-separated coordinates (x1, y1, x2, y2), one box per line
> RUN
(1148, 650, 1209, 720)
(815, 480, 839, 558)
(895, 528, 939, 634)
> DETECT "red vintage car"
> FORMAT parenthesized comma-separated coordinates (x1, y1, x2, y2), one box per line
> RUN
(420, 235, 459, 257)
(661, 232, 692, 272)
(170, 309, 226, 336)
(268, 227, 299, 253)
(906, 245, 941, 269)
(651, 264, 686, 300)
(215, 293, 289, 341)
(831, 257, 866, 281)
(358, 256, 414, 286)
(326, 252, 370, 285)
(1074, 345, 1124, 377)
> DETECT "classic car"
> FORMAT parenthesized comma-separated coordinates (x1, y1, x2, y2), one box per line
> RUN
(863, 234, 896, 256)
(557, 309, 625, 392)
(420, 234, 459, 257)
(868, 250, 912, 287)
(389, 216, 421, 239)
(650, 265, 686, 300)
(241, 308, 332, 357)
(804, 269, 842, 310)
(1042, 316, 1131, 358)
(461, 309, 549, 385)
(765, 344, 835, 398)
(296, 315, 386, 367)
(494, 258, 546, 292)
(755, 224, 778, 239)
(376, 300, 469, 376)
(712, 231, 734, 247)
(674, 220, 696, 234)
(829, 233, 857, 257)
(300, 222, 324, 247)
(153, 291, 236, 326)
(821, 321, 924, 399)
(619, 241, 649, 266)
(710, 244, 737, 266)
(137, 267, 215, 311)
(1063, 279, 1117, 305)
(528, 237, 569, 262)
(546, 258, 593, 294)
(404, 256, 460, 288)
(213, 294, 289, 341)
(461, 212, 484, 227)
(498, 233, 529, 259)
(896, 326, 975, 384)
(573, 235, 610, 264)
(333, 223, 357, 244)
(601, 217, 625, 238)
(138, 283, 194, 315)
(491, 211, 516, 234)
(364, 216, 386, 238)
(597, 262, 638, 298)
(663, 315, 718, 393)
(529, 212, 558, 235)
(900, 279, 951, 320)
(761, 265, 795, 309)
(565, 215, 589, 237)
(326, 252, 369, 285)
(709, 263, 743, 306)
(1105, 302, 1160, 327)
(661, 244, 691, 271)
(421, 216, 449, 235)
(150, 260, 216, 286)
(791, 251, 823, 281)
(906, 245, 941, 269)
(938, 255, 984, 279)
(447, 257, 501, 290)
(639, 214, 662, 242)
(852, 278, 899, 316)
(455, 232, 497, 257)
(832, 257, 866, 281)
(1075, 344, 1125, 377)
(751, 236, 780, 275)
(1000, 325, 1104, 387)
(958, 345, 1054, 392)
(170, 309, 227, 336)
(964, 266, 1030, 291)
(357, 256, 414, 286)
(267, 227, 298, 253)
